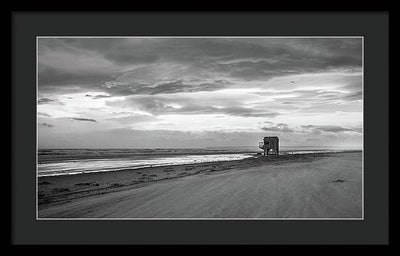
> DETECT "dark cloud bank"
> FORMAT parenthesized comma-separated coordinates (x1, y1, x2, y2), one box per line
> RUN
(38, 38, 362, 95)
(70, 117, 97, 122)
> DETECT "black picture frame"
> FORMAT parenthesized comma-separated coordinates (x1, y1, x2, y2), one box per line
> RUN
(11, 11, 389, 244)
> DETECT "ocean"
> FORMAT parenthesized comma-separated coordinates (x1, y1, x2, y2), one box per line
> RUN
(37, 147, 358, 177)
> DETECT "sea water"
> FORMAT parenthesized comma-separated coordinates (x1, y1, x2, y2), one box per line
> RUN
(37, 147, 356, 177)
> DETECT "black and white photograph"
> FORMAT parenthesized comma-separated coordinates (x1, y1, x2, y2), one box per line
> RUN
(36, 37, 364, 219)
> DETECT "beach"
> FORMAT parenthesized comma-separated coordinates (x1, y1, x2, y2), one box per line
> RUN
(38, 151, 362, 218)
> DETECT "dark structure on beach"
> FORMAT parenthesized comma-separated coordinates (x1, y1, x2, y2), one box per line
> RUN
(259, 137, 279, 156)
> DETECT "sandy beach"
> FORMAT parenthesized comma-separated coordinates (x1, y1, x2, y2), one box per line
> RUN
(38, 151, 362, 218)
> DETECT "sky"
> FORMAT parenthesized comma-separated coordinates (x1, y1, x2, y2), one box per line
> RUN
(37, 37, 363, 149)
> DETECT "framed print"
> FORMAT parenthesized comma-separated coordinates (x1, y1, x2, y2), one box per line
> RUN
(12, 12, 389, 244)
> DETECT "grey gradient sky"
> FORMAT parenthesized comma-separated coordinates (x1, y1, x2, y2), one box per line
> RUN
(38, 37, 363, 149)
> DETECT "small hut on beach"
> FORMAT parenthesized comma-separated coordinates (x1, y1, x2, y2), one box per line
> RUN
(259, 136, 279, 156)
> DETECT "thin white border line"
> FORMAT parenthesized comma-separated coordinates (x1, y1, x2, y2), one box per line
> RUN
(36, 36, 364, 220)
(37, 36, 364, 39)
(361, 36, 364, 220)
(36, 36, 39, 220)
(37, 218, 364, 220)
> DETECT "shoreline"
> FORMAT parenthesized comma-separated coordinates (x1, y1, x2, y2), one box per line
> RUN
(38, 151, 360, 210)
(37, 148, 361, 164)
(38, 149, 362, 176)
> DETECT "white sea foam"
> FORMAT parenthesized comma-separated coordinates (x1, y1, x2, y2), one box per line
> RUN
(37, 153, 255, 177)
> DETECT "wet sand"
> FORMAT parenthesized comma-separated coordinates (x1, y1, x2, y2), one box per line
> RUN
(38, 151, 362, 218)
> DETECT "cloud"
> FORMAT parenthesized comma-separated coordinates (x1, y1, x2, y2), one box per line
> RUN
(85, 94, 112, 99)
(339, 80, 362, 92)
(69, 117, 97, 122)
(37, 112, 51, 117)
(39, 123, 54, 128)
(107, 115, 159, 124)
(38, 98, 57, 105)
(301, 125, 316, 129)
(100, 79, 233, 96)
(262, 121, 274, 125)
(211, 39, 362, 81)
(51, 38, 160, 65)
(259, 123, 362, 135)
(93, 95, 112, 99)
(38, 38, 362, 91)
(301, 125, 361, 133)
(103, 48, 159, 65)
(343, 91, 362, 101)
(260, 122, 294, 133)
(315, 125, 358, 133)
(38, 65, 114, 89)
(174, 105, 280, 117)
(114, 96, 280, 118)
